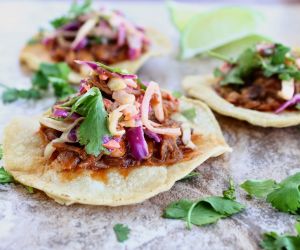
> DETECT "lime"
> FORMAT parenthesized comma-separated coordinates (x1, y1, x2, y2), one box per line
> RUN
(211, 34, 273, 60)
(180, 7, 264, 59)
(167, 1, 203, 32)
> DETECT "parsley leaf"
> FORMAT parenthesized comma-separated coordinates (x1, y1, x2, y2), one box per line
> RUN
(0, 167, 14, 184)
(223, 179, 236, 200)
(113, 224, 130, 243)
(260, 222, 300, 250)
(179, 171, 201, 181)
(51, 0, 92, 29)
(163, 196, 245, 229)
(72, 87, 110, 156)
(241, 172, 300, 214)
(182, 108, 196, 121)
(240, 179, 279, 198)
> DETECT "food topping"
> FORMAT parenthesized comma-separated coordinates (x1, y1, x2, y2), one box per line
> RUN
(41, 1, 150, 71)
(39, 61, 197, 170)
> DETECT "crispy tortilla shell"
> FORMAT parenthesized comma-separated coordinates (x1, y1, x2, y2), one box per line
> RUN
(3, 97, 230, 206)
(183, 75, 300, 128)
(20, 28, 171, 84)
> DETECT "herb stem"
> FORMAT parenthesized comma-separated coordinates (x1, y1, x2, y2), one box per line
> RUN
(186, 201, 198, 230)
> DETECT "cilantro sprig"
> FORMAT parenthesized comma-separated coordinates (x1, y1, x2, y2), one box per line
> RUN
(71, 87, 110, 156)
(113, 224, 130, 243)
(163, 180, 245, 228)
(223, 178, 236, 201)
(213, 43, 300, 86)
(240, 172, 300, 214)
(51, 0, 92, 29)
(261, 221, 300, 250)
(1, 63, 75, 103)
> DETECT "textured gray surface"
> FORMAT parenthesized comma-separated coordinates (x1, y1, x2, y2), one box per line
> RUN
(1, 1, 300, 250)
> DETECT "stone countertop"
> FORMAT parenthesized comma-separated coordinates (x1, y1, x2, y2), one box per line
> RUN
(1, 1, 300, 249)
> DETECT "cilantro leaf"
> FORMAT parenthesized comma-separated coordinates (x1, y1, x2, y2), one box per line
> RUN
(1, 87, 41, 103)
(72, 87, 110, 156)
(260, 222, 300, 250)
(220, 67, 244, 85)
(0, 144, 2, 160)
(272, 43, 290, 65)
(214, 43, 300, 86)
(163, 196, 245, 229)
(113, 224, 130, 243)
(179, 171, 201, 181)
(51, 0, 92, 29)
(223, 179, 236, 200)
(240, 179, 279, 198)
(51, 17, 71, 29)
(0, 166, 34, 192)
(241, 172, 300, 214)
(163, 200, 194, 219)
(1, 63, 74, 104)
(0, 167, 14, 184)
(182, 108, 196, 121)
(219, 47, 261, 85)
(267, 173, 300, 214)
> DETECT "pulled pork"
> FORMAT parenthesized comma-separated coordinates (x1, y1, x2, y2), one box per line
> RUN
(216, 72, 300, 112)
(45, 39, 148, 73)
(40, 131, 193, 171)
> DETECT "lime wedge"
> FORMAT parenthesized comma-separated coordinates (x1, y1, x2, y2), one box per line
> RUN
(167, 1, 203, 32)
(180, 7, 264, 59)
(212, 34, 273, 59)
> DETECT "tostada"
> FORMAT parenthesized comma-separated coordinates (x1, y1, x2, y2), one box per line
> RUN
(3, 61, 230, 206)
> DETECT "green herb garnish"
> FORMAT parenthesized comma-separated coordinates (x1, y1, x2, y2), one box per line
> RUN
(179, 171, 200, 181)
(0, 166, 34, 193)
(223, 179, 236, 200)
(181, 108, 196, 121)
(51, 0, 92, 29)
(113, 224, 130, 243)
(213, 43, 300, 86)
(1, 63, 75, 103)
(0, 167, 14, 184)
(240, 172, 300, 214)
(71, 87, 110, 156)
(163, 196, 244, 229)
(260, 221, 300, 250)
(240, 179, 278, 198)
